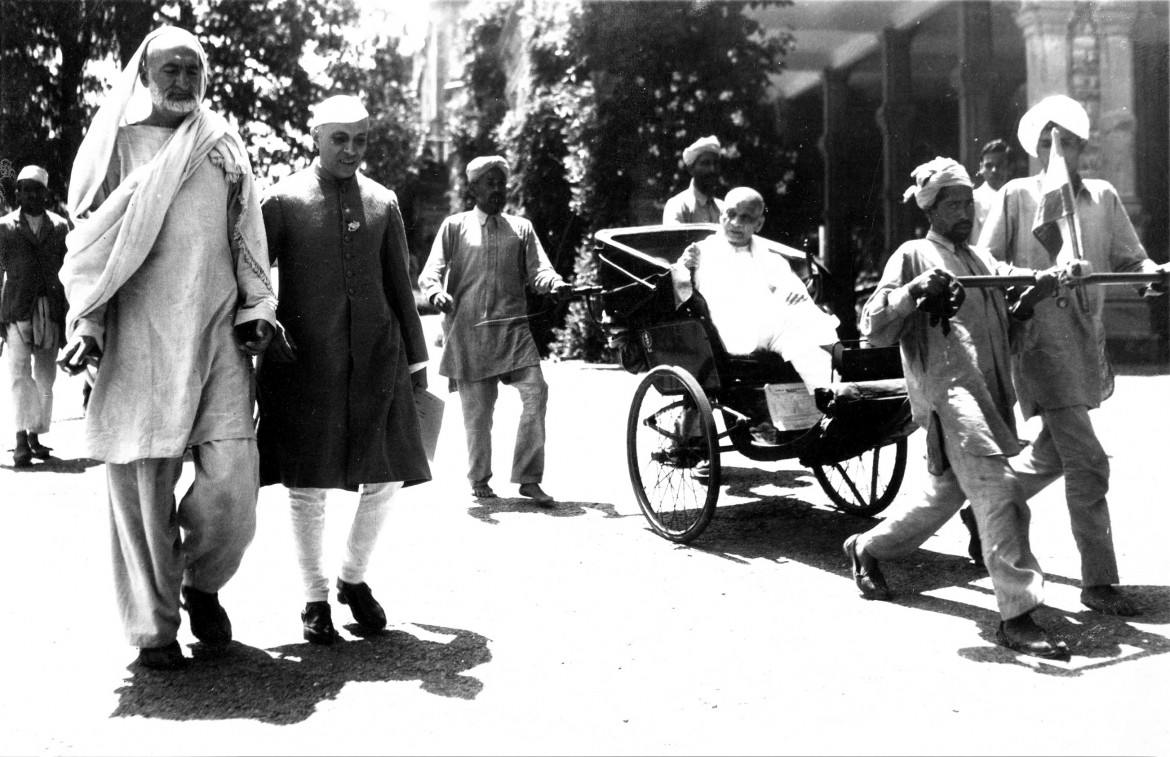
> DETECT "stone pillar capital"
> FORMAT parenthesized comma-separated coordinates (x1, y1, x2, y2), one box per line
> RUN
(1015, 1, 1077, 38)
(1095, 4, 1140, 38)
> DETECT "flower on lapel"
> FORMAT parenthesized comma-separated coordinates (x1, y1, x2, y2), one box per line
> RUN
(347, 221, 361, 232)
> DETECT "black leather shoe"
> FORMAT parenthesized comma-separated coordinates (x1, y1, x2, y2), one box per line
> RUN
(958, 506, 985, 569)
(997, 612, 1069, 660)
(843, 534, 891, 600)
(302, 601, 340, 645)
(336, 579, 387, 631)
(1081, 585, 1141, 616)
(180, 585, 232, 648)
(136, 641, 188, 671)
(12, 447, 32, 468)
(28, 442, 52, 460)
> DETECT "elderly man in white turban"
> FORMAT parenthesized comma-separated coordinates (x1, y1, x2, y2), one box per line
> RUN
(58, 26, 276, 670)
(257, 95, 431, 645)
(419, 155, 571, 504)
(846, 157, 1069, 660)
(0, 165, 70, 467)
(663, 135, 724, 225)
(977, 94, 1169, 617)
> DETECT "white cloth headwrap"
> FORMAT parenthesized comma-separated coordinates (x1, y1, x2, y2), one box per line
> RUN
(1017, 94, 1090, 157)
(61, 25, 265, 338)
(16, 165, 48, 187)
(466, 155, 509, 184)
(682, 135, 720, 167)
(309, 95, 369, 128)
(902, 157, 973, 209)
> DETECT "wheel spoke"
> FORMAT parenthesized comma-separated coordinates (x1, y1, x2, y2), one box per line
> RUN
(832, 460, 867, 506)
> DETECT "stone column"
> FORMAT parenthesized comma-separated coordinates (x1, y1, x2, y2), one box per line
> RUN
(820, 67, 857, 336)
(878, 27, 915, 253)
(1095, 2, 1141, 215)
(957, 1, 996, 169)
(1014, 1, 1077, 170)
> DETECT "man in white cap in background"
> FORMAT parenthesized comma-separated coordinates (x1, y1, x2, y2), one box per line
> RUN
(0, 165, 69, 467)
(663, 135, 724, 224)
(419, 155, 571, 504)
(847, 157, 1068, 660)
(978, 94, 1169, 616)
(58, 26, 276, 670)
(257, 94, 431, 645)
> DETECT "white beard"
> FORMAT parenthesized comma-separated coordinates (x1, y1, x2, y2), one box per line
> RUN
(148, 79, 200, 117)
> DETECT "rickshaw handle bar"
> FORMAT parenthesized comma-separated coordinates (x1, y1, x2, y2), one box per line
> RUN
(956, 272, 1165, 288)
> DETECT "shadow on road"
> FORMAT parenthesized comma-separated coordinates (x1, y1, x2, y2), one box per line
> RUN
(112, 623, 490, 724)
(0, 455, 102, 474)
(467, 496, 626, 525)
(677, 464, 1170, 675)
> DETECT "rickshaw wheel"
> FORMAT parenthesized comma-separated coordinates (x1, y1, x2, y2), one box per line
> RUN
(812, 439, 907, 516)
(627, 365, 720, 543)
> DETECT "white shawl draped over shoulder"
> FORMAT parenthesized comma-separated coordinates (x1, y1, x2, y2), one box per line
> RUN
(61, 26, 268, 337)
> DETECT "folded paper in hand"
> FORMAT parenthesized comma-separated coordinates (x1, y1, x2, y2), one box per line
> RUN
(414, 389, 445, 462)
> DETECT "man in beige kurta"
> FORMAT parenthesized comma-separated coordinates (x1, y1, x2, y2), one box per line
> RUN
(662, 135, 724, 225)
(418, 156, 570, 503)
(847, 158, 1066, 660)
(978, 95, 1169, 616)
(59, 27, 275, 671)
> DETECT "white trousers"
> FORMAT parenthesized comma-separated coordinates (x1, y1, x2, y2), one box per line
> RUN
(5, 321, 57, 433)
(289, 481, 402, 602)
(107, 438, 259, 647)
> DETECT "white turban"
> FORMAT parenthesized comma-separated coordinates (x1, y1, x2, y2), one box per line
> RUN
(682, 135, 720, 167)
(466, 155, 509, 184)
(16, 165, 48, 188)
(1018, 94, 1090, 157)
(309, 95, 369, 129)
(902, 157, 973, 209)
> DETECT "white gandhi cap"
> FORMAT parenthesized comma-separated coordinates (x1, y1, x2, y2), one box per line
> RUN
(309, 95, 370, 129)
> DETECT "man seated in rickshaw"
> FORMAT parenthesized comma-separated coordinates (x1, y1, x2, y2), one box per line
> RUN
(673, 186, 841, 393)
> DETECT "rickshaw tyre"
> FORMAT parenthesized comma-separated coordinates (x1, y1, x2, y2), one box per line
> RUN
(812, 438, 907, 517)
(627, 365, 720, 543)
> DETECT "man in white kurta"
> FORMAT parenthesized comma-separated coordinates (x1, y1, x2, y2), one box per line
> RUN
(59, 27, 275, 670)
(675, 187, 839, 392)
(978, 95, 1169, 616)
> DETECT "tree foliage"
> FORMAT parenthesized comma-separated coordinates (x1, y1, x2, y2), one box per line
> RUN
(0, 0, 421, 209)
(450, 0, 793, 360)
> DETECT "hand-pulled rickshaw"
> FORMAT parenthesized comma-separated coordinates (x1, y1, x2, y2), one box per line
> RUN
(573, 223, 917, 544)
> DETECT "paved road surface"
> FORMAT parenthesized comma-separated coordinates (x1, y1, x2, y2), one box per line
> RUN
(1, 315, 1167, 755)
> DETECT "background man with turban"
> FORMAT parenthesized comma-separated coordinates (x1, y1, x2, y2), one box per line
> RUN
(847, 157, 1069, 660)
(978, 94, 1170, 616)
(419, 155, 571, 504)
(663, 135, 724, 225)
(0, 165, 69, 467)
(257, 95, 431, 645)
(58, 26, 276, 670)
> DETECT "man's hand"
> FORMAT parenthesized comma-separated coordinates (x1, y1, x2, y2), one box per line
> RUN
(234, 319, 274, 357)
(910, 267, 965, 336)
(57, 335, 102, 375)
(431, 292, 454, 314)
(265, 320, 298, 362)
(678, 243, 700, 272)
(551, 280, 573, 303)
(907, 267, 955, 301)
(1146, 262, 1170, 296)
(411, 367, 428, 391)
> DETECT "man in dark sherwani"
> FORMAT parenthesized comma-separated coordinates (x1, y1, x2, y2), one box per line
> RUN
(258, 95, 430, 645)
